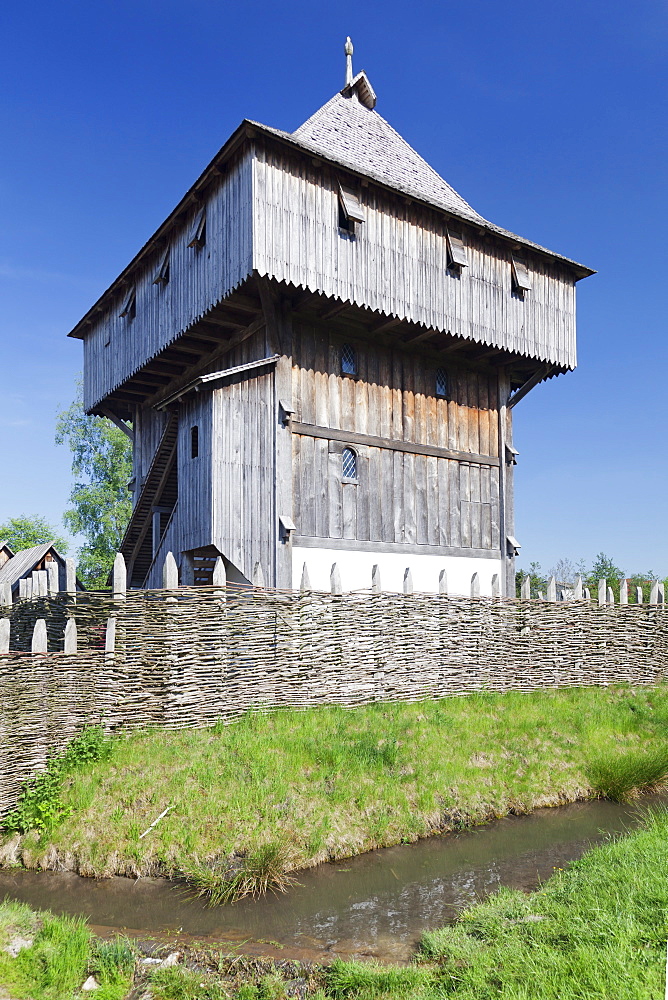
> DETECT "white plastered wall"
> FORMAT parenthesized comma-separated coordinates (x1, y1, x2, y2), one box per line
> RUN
(292, 546, 502, 596)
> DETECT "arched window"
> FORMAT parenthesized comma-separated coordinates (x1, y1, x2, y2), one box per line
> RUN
(435, 368, 448, 398)
(342, 447, 357, 481)
(341, 343, 357, 376)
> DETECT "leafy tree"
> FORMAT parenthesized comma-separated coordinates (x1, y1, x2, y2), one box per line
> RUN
(55, 383, 132, 588)
(584, 552, 625, 602)
(0, 515, 68, 554)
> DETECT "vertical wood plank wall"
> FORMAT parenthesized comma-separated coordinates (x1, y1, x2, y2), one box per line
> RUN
(252, 146, 577, 370)
(82, 152, 254, 411)
(177, 394, 213, 553)
(291, 322, 501, 553)
(211, 331, 276, 585)
(131, 406, 169, 497)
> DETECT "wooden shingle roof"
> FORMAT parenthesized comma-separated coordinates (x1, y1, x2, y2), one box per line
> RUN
(292, 92, 485, 224)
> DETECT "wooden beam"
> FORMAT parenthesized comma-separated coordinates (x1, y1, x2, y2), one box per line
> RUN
(320, 300, 350, 321)
(507, 365, 552, 409)
(99, 408, 134, 442)
(370, 316, 402, 335)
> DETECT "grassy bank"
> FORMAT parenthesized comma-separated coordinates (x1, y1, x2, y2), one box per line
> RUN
(2, 809, 668, 998)
(3, 685, 668, 892)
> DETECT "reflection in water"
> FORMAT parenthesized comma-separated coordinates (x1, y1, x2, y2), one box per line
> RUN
(0, 797, 658, 962)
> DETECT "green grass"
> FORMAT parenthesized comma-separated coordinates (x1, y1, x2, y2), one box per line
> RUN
(7, 686, 668, 893)
(0, 899, 134, 999)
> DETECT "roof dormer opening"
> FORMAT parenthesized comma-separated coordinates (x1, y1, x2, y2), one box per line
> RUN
(153, 247, 170, 285)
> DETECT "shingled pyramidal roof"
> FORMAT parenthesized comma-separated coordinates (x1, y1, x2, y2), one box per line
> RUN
(292, 83, 485, 226)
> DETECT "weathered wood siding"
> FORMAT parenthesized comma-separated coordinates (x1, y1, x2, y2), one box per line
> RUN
(211, 334, 276, 584)
(83, 152, 254, 410)
(291, 322, 500, 552)
(177, 394, 213, 553)
(253, 147, 577, 369)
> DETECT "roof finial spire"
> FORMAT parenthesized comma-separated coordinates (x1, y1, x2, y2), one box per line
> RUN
(344, 36, 354, 87)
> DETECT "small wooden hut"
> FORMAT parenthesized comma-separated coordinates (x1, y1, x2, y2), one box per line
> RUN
(69, 40, 593, 595)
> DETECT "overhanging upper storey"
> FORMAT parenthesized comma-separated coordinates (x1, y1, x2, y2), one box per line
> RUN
(69, 54, 594, 414)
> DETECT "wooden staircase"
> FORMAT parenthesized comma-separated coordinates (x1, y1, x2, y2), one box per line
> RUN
(118, 416, 179, 588)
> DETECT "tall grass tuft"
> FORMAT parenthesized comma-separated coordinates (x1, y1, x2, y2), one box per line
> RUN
(585, 744, 668, 801)
(184, 841, 301, 904)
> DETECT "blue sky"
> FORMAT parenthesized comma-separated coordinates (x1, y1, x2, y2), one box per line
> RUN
(0, 0, 666, 577)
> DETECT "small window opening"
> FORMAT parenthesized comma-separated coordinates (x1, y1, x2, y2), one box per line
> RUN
(187, 207, 206, 249)
(342, 447, 357, 481)
(191, 425, 199, 459)
(435, 368, 448, 398)
(511, 254, 532, 292)
(119, 286, 136, 320)
(446, 228, 468, 269)
(153, 247, 170, 285)
(341, 343, 357, 376)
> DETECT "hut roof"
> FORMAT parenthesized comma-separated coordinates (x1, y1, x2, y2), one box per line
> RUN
(0, 543, 65, 591)
(0, 542, 14, 557)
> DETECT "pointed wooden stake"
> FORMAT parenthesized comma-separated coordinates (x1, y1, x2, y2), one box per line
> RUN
(0, 619, 10, 654)
(636, 586, 643, 605)
(300, 562, 311, 593)
(252, 562, 265, 588)
(521, 575, 531, 599)
(371, 564, 381, 594)
(113, 553, 127, 600)
(620, 579, 628, 605)
(438, 569, 448, 595)
(64, 618, 78, 654)
(65, 558, 77, 596)
(470, 572, 480, 598)
(0, 582, 11, 608)
(547, 576, 557, 602)
(163, 551, 179, 590)
(650, 581, 659, 605)
(105, 616, 116, 659)
(403, 567, 413, 595)
(47, 561, 59, 595)
(330, 563, 342, 596)
(491, 573, 500, 598)
(212, 557, 227, 594)
(573, 576, 583, 600)
(598, 579, 606, 606)
(32, 619, 47, 653)
(607, 586, 614, 604)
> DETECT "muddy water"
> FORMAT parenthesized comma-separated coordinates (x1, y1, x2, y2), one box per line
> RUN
(0, 797, 660, 963)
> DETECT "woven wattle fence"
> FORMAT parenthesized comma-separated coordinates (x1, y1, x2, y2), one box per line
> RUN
(0, 573, 667, 815)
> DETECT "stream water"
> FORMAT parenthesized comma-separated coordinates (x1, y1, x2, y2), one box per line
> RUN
(0, 797, 661, 963)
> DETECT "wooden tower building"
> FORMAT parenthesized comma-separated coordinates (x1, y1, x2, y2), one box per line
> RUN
(70, 40, 593, 596)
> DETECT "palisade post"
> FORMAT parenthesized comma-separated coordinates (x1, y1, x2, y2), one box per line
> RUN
(607, 586, 614, 604)
(470, 572, 480, 598)
(47, 562, 59, 596)
(18, 578, 27, 601)
(598, 579, 606, 606)
(403, 567, 413, 596)
(546, 576, 557, 602)
(636, 586, 643, 605)
(0, 582, 11, 608)
(212, 556, 227, 595)
(33, 571, 47, 599)
(0, 619, 9, 654)
(252, 562, 265, 588)
(299, 562, 311, 594)
(105, 616, 116, 661)
(537, 590, 545, 600)
(31, 619, 47, 654)
(520, 575, 531, 600)
(163, 551, 179, 592)
(113, 553, 127, 601)
(573, 576, 583, 600)
(491, 574, 500, 598)
(650, 581, 659, 605)
(63, 618, 78, 655)
(659, 582, 665, 605)
(330, 563, 342, 596)
(438, 569, 448, 595)
(620, 579, 628, 605)
(583, 587, 591, 600)
(372, 564, 381, 595)
(65, 558, 77, 597)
